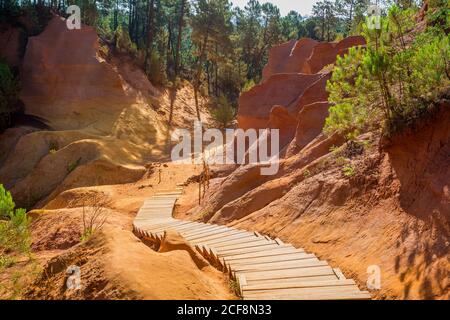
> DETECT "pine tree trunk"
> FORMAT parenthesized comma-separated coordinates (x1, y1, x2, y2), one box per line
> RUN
(175, 0, 186, 77)
(145, 0, 155, 72)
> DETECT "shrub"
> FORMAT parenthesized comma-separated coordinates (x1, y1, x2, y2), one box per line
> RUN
(303, 169, 311, 178)
(0, 62, 20, 131)
(0, 186, 31, 268)
(115, 25, 138, 57)
(48, 140, 59, 154)
(67, 157, 82, 173)
(211, 95, 236, 129)
(0, 184, 15, 220)
(325, 7, 450, 139)
(146, 50, 167, 86)
(342, 164, 356, 177)
(76, 193, 109, 242)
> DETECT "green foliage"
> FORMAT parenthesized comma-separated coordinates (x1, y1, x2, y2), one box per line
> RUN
(48, 140, 59, 154)
(0, 62, 20, 132)
(303, 169, 311, 178)
(242, 79, 256, 93)
(211, 95, 236, 129)
(410, 34, 450, 100)
(427, 0, 450, 28)
(67, 157, 82, 173)
(115, 25, 138, 57)
(325, 6, 450, 139)
(229, 278, 241, 297)
(0, 186, 31, 269)
(342, 164, 355, 177)
(0, 184, 15, 220)
(335, 156, 348, 166)
(0, 254, 15, 269)
(146, 50, 167, 86)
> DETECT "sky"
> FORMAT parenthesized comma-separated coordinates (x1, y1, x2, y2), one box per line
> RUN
(230, 0, 320, 16)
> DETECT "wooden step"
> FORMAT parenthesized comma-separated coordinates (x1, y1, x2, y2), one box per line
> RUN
(218, 243, 291, 257)
(185, 228, 240, 242)
(243, 285, 368, 299)
(133, 189, 370, 301)
(180, 225, 229, 237)
(214, 239, 275, 252)
(243, 279, 356, 292)
(227, 252, 316, 265)
(240, 266, 336, 282)
(222, 246, 301, 260)
(232, 259, 327, 273)
(206, 235, 264, 248)
(244, 290, 371, 300)
(195, 233, 255, 246)
(245, 275, 340, 287)
(147, 221, 195, 233)
(165, 222, 205, 232)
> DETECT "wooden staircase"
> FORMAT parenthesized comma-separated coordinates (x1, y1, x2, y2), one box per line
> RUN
(133, 188, 371, 300)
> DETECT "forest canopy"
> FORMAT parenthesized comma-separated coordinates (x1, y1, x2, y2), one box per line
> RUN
(0, 1, 430, 104)
(0, 0, 446, 122)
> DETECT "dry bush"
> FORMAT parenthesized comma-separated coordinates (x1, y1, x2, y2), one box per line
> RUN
(69, 193, 110, 242)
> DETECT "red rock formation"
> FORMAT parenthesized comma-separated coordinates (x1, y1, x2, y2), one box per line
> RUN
(238, 73, 322, 131)
(267, 105, 298, 147)
(21, 16, 130, 130)
(293, 101, 330, 151)
(287, 73, 331, 115)
(0, 23, 25, 68)
(262, 38, 319, 81)
(237, 36, 365, 155)
(304, 36, 365, 74)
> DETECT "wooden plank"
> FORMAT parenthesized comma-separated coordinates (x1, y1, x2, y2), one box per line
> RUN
(166, 222, 202, 230)
(180, 225, 228, 237)
(206, 235, 263, 248)
(169, 223, 209, 233)
(185, 228, 240, 242)
(144, 199, 177, 202)
(134, 220, 176, 229)
(141, 220, 180, 228)
(140, 206, 174, 210)
(196, 233, 255, 246)
(139, 208, 174, 212)
(147, 221, 194, 233)
(333, 268, 346, 280)
(244, 291, 371, 300)
(218, 243, 292, 257)
(243, 279, 356, 292)
(139, 206, 175, 210)
(133, 191, 370, 301)
(238, 274, 247, 294)
(232, 259, 327, 273)
(226, 252, 316, 265)
(137, 215, 173, 219)
(141, 204, 175, 208)
(244, 284, 363, 297)
(245, 275, 339, 286)
(133, 221, 172, 230)
(134, 217, 174, 223)
(214, 239, 275, 252)
(240, 266, 336, 282)
(223, 247, 302, 260)
(144, 200, 177, 203)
